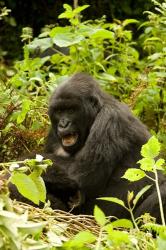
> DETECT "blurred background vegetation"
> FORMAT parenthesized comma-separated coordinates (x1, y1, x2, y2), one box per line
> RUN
(0, 0, 166, 161)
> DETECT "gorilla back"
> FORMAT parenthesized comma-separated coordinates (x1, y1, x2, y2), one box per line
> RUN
(45, 73, 166, 221)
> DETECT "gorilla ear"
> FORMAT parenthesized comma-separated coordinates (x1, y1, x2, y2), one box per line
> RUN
(89, 96, 98, 106)
(88, 95, 102, 109)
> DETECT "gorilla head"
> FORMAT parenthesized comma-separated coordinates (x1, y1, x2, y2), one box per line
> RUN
(48, 74, 103, 155)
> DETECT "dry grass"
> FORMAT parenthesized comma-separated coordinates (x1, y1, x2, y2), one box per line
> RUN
(13, 201, 100, 239)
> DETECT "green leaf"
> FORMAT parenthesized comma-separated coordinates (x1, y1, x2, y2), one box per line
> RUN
(74, 231, 96, 244)
(10, 173, 40, 205)
(141, 136, 161, 159)
(138, 158, 155, 171)
(122, 168, 146, 182)
(29, 171, 46, 203)
(73, 5, 90, 14)
(157, 236, 166, 250)
(58, 12, 73, 19)
(91, 29, 114, 40)
(111, 219, 133, 229)
(133, 185, 152, 208)
(99, 197, 126, 209)
(18, 222, 47, 236)
(156, 159, 165, 170)
(50, 27, 84, 47)
(94, 205, 106, 226)
(27, 38, 52, 52)
(17, 99, 31, 124)
(122, 19, 139, 27)
(100, 72, 117, 82)
(108, 230, 130, 245)
(63, 4, 72, 11)
(66, 231, 96, 248)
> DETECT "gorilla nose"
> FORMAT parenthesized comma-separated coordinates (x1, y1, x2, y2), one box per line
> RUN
(58, 119, 71, 130)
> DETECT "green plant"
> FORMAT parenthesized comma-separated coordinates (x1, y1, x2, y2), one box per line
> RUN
(0, 155, 52, 205)
(134, 0, 166, 135)
(123, 136, 166, 225)
(26, 3, 141, 98)
(100, 136, 166, 230)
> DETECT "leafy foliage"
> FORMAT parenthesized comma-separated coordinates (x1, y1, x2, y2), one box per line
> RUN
(0, 1, 166, 249)
(1, 1, 166, 161)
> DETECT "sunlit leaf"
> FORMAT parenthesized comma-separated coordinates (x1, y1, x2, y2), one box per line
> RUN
(123, 19, 139, 27)
(91, 29, 114, 40)
(29, 171, 46, 203)
(99, 197, 126, 208)
(94, 205, 106, 226)
(122, 168, 146, 182)
(133, 185, 152, 207)
(10, 173, 40, 205)
(111, 219, 133, 229)
(50, 27, 85, 47)
(138, 158, 155, 171)
(155, 159, 165, 170)
(141, 136, 161, 159)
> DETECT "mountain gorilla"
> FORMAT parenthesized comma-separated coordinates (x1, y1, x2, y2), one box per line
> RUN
(43, 72, 166, 222)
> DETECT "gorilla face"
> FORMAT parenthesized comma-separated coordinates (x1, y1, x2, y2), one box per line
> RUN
(48, 85, 101, 155)
(52, 99, 85, 153)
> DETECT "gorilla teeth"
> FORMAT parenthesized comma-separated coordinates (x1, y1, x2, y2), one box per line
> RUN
(62, 134, 78, 147)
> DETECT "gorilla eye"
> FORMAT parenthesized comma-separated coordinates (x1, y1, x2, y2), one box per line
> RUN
(68, 108, 74, 114)
(55, 109, 62, 115)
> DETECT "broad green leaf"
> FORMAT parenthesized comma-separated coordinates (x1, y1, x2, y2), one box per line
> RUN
(27, 38, 52, 52)
(123, 19, 139, 27)
(66, 231, 96, 247)
(99, 197, 126, 208)
(155, 159, 165, 170)
(73, 5, 90, 14)
(111, 219, 133, 229)
(122, 168, 146, 182)
(29, 171, 46, 203)
(91, 29, 114, 40)
(50, 27, 70, 39)
(94, 205, 106, 226)
(63, 4, 72, 11)
(141, 136, 161, 159)
(18, 222, 47, 236)
(133, 185, 152, 207)
(10, 173, 40, 205)
(50, 27, 84, 47)
(58, 12, 73, 19)
(108, 230, 130, 244)
(138, 158, 155, 171)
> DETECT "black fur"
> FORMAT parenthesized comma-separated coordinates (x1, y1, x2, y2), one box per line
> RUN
(44, 73, 166, 222)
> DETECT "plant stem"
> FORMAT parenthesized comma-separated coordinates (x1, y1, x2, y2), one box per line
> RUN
(73, 0, 78, 9)
(127, 201, 139, 230)
(154, 167, 165, 226)
(95, 227, 103, 250)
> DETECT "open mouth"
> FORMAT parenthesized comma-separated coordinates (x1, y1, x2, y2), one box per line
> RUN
(62, 133, 78, 147)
